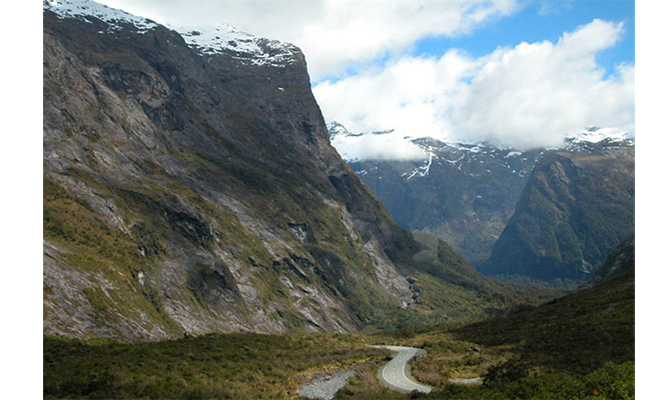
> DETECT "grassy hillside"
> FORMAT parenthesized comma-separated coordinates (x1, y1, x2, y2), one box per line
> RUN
(455, 267, 634, 374)
(394, 266, 634, 399)
(43, 333, 396, 399)
(587, 234, 635, 286)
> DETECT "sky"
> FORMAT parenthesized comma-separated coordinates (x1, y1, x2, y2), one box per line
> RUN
(95, 0, 635, 151)
(310, 1, 635, 150)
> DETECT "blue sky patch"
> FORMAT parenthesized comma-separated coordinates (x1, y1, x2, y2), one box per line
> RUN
(412, 0, 634, 78)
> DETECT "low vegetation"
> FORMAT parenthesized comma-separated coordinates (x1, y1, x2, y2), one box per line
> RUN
(44, 259, 633, 399)
(416, 361, 634, 400)
(44, 333, 388, 399)
(397, 265, 635, 399)
(455, 268, 634, 374)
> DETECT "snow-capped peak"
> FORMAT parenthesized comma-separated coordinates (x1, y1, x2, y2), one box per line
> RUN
(327, 120, 635, 175)
(167, 23, 300, 67)
(44, 0, 300, 67)
(567, 127, 634, 144)
(43, 0, 158, 33)
(327, 122, 426, 162)
(327, 121, 349, 138)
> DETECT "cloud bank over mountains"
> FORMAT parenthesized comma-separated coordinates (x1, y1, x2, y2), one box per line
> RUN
(314, 19, 635, 150)
(97, 1, 634, 153)
(331, 132, 428, 162)
(98, 0, 521, 81)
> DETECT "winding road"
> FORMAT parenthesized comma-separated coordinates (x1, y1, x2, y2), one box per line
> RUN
(372, 345, 432, 394)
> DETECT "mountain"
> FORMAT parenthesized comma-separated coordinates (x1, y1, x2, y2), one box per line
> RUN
(329, 122, 544, 266)
(43, 0, 554, 342)
(329, 123, 634, 284)
(483, 138, 635, 283)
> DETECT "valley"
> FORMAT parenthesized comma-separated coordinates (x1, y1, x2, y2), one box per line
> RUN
(333, 124, 634, 288)
(43, 0, 559, 342)
(41, 1, 635, 399)
(44, 225, 634, 399)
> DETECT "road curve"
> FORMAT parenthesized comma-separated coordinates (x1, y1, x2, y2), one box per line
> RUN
(372, 345, 432, 394)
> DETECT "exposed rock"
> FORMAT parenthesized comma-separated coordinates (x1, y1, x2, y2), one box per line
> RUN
(333, 121, 634, 281)
(299, 369, 356, 400)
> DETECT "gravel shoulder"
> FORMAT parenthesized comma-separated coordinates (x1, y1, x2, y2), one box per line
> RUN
(299, 369, 356, 400)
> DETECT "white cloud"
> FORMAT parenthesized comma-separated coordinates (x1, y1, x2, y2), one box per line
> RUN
(97, 0, 521, 80)
(315, 50, 478, 138)
(332, 133, 427, 162)
(314, 19, 635, 150)
(452, 19, 634, 148)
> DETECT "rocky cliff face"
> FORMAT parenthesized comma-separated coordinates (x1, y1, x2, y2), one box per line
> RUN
(483, 140, 635, 283)
(43, 1, 549, 342)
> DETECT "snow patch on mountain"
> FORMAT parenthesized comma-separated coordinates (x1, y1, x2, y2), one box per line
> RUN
(406, 153, 435, 180)
(328, 121, 362, 139)
(168, 23, 300, 66)
(44, 0, 299, 67)
(330, 121, 633, 185)
(328, 121, 634, 166)
(567, 127, 634, 144)
(44, 0, 157, 33)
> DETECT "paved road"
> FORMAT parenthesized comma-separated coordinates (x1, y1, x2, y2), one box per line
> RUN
(372, 345, 432, 394)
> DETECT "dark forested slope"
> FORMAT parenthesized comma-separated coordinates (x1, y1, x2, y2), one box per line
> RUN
(483, 141, 634, 283)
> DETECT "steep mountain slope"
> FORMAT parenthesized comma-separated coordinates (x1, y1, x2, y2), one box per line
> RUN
(483, 139, 635, 282)
(457, 243, 635, 375)
(330, 123, 543, 266)
(43, 1, 554, 342)
(586, 234, 634, 286)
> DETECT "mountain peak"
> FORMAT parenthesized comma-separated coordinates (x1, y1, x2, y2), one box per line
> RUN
(327, 121, 363, 140)
(44, 0, 301, 68)
(566, 127, 634, 147)
(43, 0, 158, 33)
(328, 120, 635, 163)
(167, 23, 301, 67)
